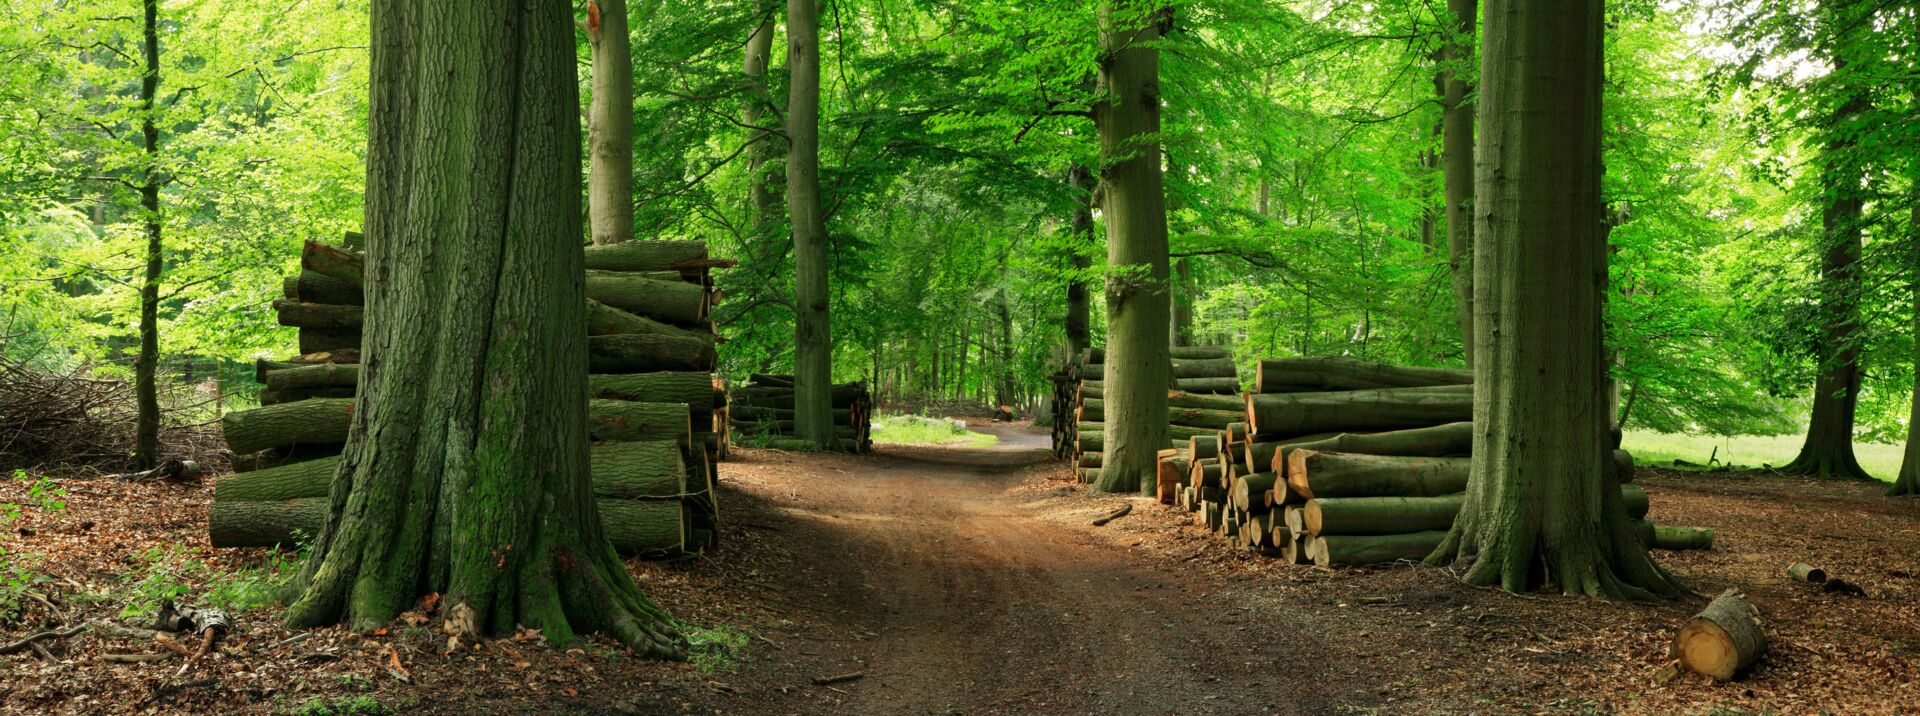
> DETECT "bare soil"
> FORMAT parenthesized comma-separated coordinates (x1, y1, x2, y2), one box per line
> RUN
(4, 421, 1918, 714)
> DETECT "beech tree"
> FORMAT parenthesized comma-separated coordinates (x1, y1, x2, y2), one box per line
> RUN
(1427, 0, 1684, 599)
(132, 0, 163, 469)
(282, 0, 682, 657)
(1438, 0, 1475, 369)
(586, 0, 634, 246)
(786, 0, 835, 447)
(1895, 179, 1920, 497)
(1092, 0, 1172, 495)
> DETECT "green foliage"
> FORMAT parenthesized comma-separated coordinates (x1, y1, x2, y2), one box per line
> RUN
(115, 543, 299, 618)
(290, 694, 402, 716)
(681, 622, 752, 674)
(870, 414, 999, 447)
(0, 469, 66, 623)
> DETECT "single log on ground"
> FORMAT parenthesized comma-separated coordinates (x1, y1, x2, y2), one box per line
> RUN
(1674, 589, 1766, 681)
(259, 386, 356, 406)
(1286, 451, 1471, 500)
(283, 271, 362, 305)
(1254, 357, 1470, 393)
(1169, 346, 1231, 360)
(589, 372, 718, 407)
(582, 240, 709, 271)
(1175, 377, 1240, 394)
(262, 363, 361, 391)
(1787, 563, 1828, 584)
(584, 272, 708, 324)
(588, 334, 717, 373)
(221, 398, 356, 455)
(1230, 472, 1279, 514)
(1307, 530, 1449, 567)
(1631, 521, 1715, 550)
(212, 496, 690, 554)
(1246, 385, 1471, 437)
(589, 400, 692, 444)
(301, 241, 363, 285)
(298, 328, 360, 354)
(1170, 358, 1237, 379)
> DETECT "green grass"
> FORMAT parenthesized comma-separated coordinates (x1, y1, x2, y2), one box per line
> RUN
(869, 413, 999, 447)
(1621, 429, 1903, 483)
(682, 622, 752, 674)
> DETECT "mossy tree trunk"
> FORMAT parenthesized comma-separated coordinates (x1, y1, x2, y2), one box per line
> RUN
(1091, 0, 1173, 495)
(283, 0, 683, 658)
(1894, 178, 1920, 496)
(1426, 0, 1684, 600)
(743, 4, 780, 240)
(1440, 0, 1476, 369)
(132, 0, 163, 470)
(586, 0, 633, 246)
(1066, 162, 1096, 357)
(1785, 60, 1871, 480)
(786, 0, 835, 448)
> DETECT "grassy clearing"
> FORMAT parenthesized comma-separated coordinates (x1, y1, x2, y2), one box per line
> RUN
(870, 414, 998, 447)
(1622, 430, 1903, 483)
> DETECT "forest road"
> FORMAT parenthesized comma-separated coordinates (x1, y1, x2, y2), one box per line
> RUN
(711, 422, 1382, 716)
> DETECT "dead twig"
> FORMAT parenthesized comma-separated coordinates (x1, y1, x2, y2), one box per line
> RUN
(0, 622, 89, 654)
(811, 671, 865, 686)
(1092, 503, 1133, 526)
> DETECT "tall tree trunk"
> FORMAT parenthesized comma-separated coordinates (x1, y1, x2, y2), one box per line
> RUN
(1891, 179, 1920, 496)
(996, 288, 1017, 408)
(955, 313, 970, 400)
(282, 0, 682, 658)
(785, 0, 834, 447)
(1441, 0, 1476, 369)
(133, 0, 162, 470)
(1093, 1, 1172, 495)
(742, 6, 779, 239)
(1784, 78, 1871, 479)
(1171, 258, 1194, 347)
(586, 0, 633, 246)
(1066, 162, 1096, 356)
(1426, 0, 1683, 599)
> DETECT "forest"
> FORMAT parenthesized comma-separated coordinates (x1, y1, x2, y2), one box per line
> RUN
(1, 0, 1918, 713)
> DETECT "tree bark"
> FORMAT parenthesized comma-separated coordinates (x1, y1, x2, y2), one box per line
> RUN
(282, 0, 682, 658)
(1066, 163, 1096, 356)
(1441, 0, 1476, 368)
(786, 0, 835, 448)
(590, 372, 721, 408)
(1894, 179, 1920, 495)
(132, 0, 163, 470)
(996, 288, 1017, 408)
(1171, 258, 1194, 347)
(586, 0, 633, 245)
(587, 334, 718, 374)
(1426, 0, 1683, 599)
(743, 6, 780, 240)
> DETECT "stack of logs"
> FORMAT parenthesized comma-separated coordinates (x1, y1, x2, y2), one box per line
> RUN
(1048, 346, 1241, 483)
(208, 233, 734, 556)
(726, 374, 873, 452)
(1159, 356, 1714, 566)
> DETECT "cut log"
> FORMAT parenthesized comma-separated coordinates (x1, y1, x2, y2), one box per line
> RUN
(1254, 357, 1470, 393)
(1674, 589, 1766, 681)
(1279, 422, 1474, 467)
(1281, 533, 1312, 565)
(283, 271, 362, 305)
(1189, 434, 1221, 461)
(1166, 390, 1246, 412)
(1246, 432, 1342, 474)
(1787, 563, 1828, 584)
(1304, 495, 1463, 536)
(262, 363, 361, 391)
(229, 444, 343, 473)
(1170, 358, 1237, 379)
(1307, 530, 1448, 567)
(582, 240, 710, 271)
(730, 406, 851, 422)
(1286, 451, 1470, 500)
(1165, 406, 1249, 430)
(1230, 472, 1279, 514)
(585, 299, 714, 342)
(298, 327, 360, 354)
(1081, 451, 1104, 469)
(1169, 346, 1231, 360)
(588, 334, 717, 373)
(221, 399, 356, 455)
(274, 299, 362, 330)
(587, 441, 687, 498)
(259, 386, 356, 406)
(584, 271, 708, 324)
(589, 372, 718, 408)
(1077, 421, 1214, 442)
(300, 241, 363, 285)
(1246, 385, 1471, 437)
(215, 457, 340, 502)
(1188, 459, 1225, 489)
(1632, 521, 1715, 550)
(588, 400, 693, 444)
(1174, 377, 1240, 394)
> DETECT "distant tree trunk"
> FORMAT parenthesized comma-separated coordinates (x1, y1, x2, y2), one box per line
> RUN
(1093, 1, 1172, 495)
(955, 313, 970, 400)
(1066, 163, 1095, 356)
(1426, 0, 1684, 599)
(586, 0, 633, 246)
(742, 6, 779, 239)
(133, 0, 163, 470)
(283, 0, 681, 657)
(785, 0, 834, 447)
(1892, 178, 1920, 496)
(1441, 0, 1476, 369)
(1784, 80, 1871, 479)
(1171, 258, 1194, 347)
(996, 288, 1017, 408)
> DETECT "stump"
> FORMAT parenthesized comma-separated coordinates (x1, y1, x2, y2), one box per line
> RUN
(1674, 589, 1766, 681)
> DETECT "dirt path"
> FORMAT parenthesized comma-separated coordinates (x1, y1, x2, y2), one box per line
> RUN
(678, 423, 1383, 715)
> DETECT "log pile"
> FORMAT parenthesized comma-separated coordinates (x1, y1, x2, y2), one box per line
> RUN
(725, 374, 873, 452)
(1047, 346, 1242, 483)
(210, 234, 734, 557)
(1161, 356, 1714, 566)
